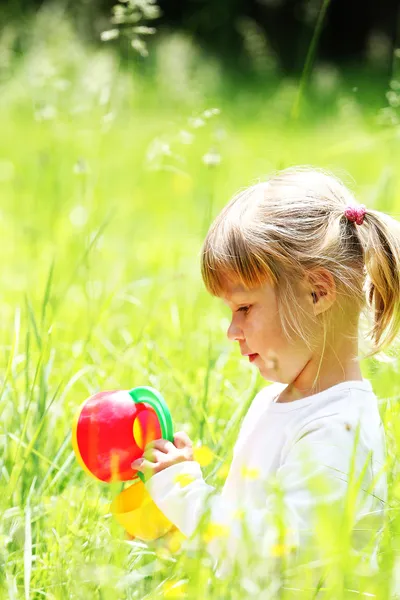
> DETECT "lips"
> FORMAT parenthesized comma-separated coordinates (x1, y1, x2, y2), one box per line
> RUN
(241, 352, 259, 362)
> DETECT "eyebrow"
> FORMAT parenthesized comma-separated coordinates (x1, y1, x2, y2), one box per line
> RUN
(221, 290, 252, 304)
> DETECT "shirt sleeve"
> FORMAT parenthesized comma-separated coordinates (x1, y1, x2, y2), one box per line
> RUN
(145, 419, 385, 578)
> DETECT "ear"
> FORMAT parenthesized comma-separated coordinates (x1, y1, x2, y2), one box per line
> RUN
(306, 269, 336, 316)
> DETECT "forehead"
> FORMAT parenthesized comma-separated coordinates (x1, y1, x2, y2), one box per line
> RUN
(224, 283, 248, 295)
(220, 277, 276, 305)
(220, 281, 258, 302)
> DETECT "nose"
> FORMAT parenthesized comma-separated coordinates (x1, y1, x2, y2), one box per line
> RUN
(227, 318, 244, 342)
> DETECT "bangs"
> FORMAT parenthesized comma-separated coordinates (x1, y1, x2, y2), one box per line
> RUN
(200, 222, 277, 297)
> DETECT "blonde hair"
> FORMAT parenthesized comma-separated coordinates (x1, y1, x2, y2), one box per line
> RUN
(201, 166, 400, 359)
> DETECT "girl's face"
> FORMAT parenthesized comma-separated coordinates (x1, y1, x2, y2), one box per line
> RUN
(221, 279, 315, 383)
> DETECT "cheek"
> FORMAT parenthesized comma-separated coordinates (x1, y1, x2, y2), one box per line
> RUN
(252, 313, 294, 360)
(251, 309, 282, 339)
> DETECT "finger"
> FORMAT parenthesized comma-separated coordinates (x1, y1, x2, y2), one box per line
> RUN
(174, 431, 193, 450)
(146, 439, 176, 454)
(143, 447, 167, 463)
(131, 457, 156, 480)
(182, 446, 194, 461)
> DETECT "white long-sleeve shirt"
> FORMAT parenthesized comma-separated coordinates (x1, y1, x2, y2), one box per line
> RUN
(145, 379, 387, 580)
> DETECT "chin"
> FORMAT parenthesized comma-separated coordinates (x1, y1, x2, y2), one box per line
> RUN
(259, 368, 277, 382)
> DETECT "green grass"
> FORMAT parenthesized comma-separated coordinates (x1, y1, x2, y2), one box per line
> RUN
(1, 6, 400, 599)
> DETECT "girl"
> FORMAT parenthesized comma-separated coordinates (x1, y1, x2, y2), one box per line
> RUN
(132, 166, 397, 583)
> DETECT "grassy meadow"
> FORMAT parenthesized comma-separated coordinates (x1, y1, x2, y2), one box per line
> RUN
(1, 6, 400, 599)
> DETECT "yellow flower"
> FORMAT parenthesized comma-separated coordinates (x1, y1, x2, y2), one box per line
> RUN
(173, 473, 195, 488)
(271, 543, 288, 557)
(202, 522, 230, 544)
(240, 465, 260, 480)
(162, 580, 187, 598)
(166, 529, 185, 554)
(193, 445, 214, 467)
(270, 541, 297, 557)
(154, 527, 185, 559)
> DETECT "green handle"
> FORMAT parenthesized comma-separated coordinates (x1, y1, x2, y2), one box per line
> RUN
(128, 386, 174, 483)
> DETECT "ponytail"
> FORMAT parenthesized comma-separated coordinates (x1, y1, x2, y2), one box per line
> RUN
(363, 210, 400, 357)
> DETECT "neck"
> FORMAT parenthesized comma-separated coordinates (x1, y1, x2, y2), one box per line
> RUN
(277, 339, 362, 404)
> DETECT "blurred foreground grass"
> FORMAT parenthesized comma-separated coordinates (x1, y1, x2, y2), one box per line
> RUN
(1, 5, 400, 599)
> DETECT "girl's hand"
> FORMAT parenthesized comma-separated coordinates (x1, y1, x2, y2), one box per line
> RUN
(131, 431, 194, 482)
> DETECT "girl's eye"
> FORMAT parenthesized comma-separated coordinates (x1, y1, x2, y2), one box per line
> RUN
(237, 306, 250, 314)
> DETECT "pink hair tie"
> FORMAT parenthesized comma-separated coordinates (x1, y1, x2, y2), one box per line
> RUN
(344, 204, 367, 226)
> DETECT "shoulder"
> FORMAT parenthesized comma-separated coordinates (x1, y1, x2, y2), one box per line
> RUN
(295, 414, 362, 446)
(241, 383, 285, 427)
(235, 382, 286, 443)
(252, 382, 287, 405)
(287, 410, 383, 475)
(294, 388, 382, 443)
(247, 382, 286, 417)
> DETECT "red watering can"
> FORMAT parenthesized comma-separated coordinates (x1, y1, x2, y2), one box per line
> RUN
(72, 386, 183, 543)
